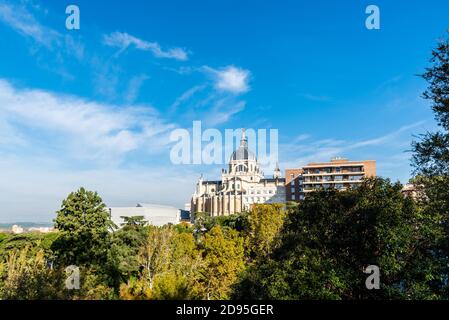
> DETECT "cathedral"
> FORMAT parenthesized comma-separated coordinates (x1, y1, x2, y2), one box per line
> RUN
(191, 130, 286, 216)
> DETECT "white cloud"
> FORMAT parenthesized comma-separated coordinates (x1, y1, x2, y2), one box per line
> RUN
(125, 74, 150, 104)
(0, 1, 59, 48)
(169, 84, 206, 113)
(204, 99, 246, 126)
(0, 155, 198, 223)
(346, 121, 426, 150)
(279, 121, 427, 182)
(204, 65, 251, 94)
(103, 31, 189, 61)
(0, 79, 201, 222)
(0, 1, 84, 59)
(171, 65, 251, 125)
(0, 79, 174, 160)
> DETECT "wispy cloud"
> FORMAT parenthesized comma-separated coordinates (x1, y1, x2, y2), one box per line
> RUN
(0, 0, 84, 80)
(291, 133, 311, 143)
(103, 31, 189, 61)
(280, 121, 426, 175)
(169, 84, 206, 113)
(0, 1, 59, 48)
(125, 74, 150, 104)
(346, 121, 425, 150)
(0, 79, 174, 161)
(167, 65, 251, 125)
(375, 75, 403, 92)
(204, 99, 246, 126)
(298, 93, 331, 102)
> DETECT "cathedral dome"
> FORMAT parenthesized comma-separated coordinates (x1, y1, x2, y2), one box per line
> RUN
(231, 146, 256, 161)
(230, 129, 256, 161)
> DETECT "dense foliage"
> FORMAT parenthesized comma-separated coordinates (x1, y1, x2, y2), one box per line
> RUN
(233, 178, 448, 299)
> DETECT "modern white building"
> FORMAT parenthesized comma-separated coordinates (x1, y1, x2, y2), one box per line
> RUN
(109, 203, 181, 228)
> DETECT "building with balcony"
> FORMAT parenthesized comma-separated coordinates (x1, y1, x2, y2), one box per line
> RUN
(286, 157, 376, 202)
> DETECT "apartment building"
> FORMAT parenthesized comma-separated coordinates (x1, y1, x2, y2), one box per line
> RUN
(286, 157, 376, 202)
(285, 168, 305, 202)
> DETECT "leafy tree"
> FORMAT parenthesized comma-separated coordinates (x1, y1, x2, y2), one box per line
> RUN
(213, 212, 249, 232)
(119, 276, 152, 300)
(137, 226, 175, 291)
(151, 272, 191, 300)
(410, 32, 449, 298)
(120, 216, 148, 229)
(170, 232, 201, 277)
(244, 204, 285, 260)
(70, 267, 116, 300)
(0, 232, 57, 260)
(119, 226, 200, 300)
(52, 187, 113, 268)
(174, 222, 195, 234)
(412, 32, 449, 176)
(0, 247, 65, 300)
(192, 212, 214, 239)
(105, 217, 148, 290)
(193, 225, 245, 300)
(234, 178, 432, 300)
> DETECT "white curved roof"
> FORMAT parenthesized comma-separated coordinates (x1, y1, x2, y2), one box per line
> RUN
(109, 203, 181, 228)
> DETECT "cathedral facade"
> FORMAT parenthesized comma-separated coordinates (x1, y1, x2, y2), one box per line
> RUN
(191, 130, 285, 216)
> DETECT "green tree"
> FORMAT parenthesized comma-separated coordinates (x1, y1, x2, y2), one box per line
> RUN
(106, 216, 149, 290)
(193, 225, 245, 300)
(410, 32, 449, 298)
(151, 272, 191, 300)
(120, 216, 148, 229)
(70, 267, 116, 300)
(245, 204, 285, 260)
(0, 232, 58, 261)
(52, 187, 113, 268)
(234, 178, 433, 300)
(412, 32, 449, 176)
(0, 247, 65, 300)
(138, 226, 174, 290)
(170, 232, 201, 277)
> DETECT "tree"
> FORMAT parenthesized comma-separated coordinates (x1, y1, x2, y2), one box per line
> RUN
(70, 267, 115, 300)
(412, 32, 449, 176)
(120, 216, 148, 229)
(170, 232, 201, 278)
(52, 187, 113, 268)
(134, 226, 175, 294)
(233, 178, 435, 300)
(118, 225, 175, 300)
(245, 204, 285, 260)
(0, 247, 65, 300)
(0, 232, 58, 261)
(410, 32, 449, 298)
(106, 216, 148, 290)
(193, 225, 245, 300)
(151, 272, 191, 300)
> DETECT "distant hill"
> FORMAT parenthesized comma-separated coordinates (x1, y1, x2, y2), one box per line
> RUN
(0, 222, 54, 229)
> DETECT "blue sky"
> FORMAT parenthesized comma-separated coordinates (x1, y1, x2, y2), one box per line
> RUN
(0, 0, 448, 222)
